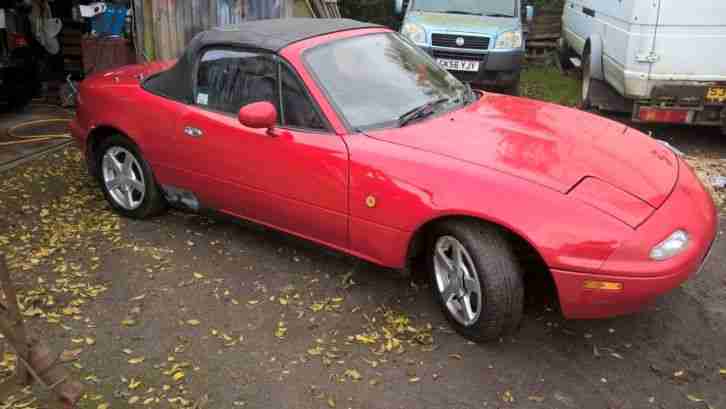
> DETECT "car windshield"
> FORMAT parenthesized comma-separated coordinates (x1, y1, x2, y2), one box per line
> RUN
(304, 33, 470, 130)
(412, 0, 516, 16)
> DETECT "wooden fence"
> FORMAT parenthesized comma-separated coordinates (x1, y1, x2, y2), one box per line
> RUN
(132, 0, 245, 61)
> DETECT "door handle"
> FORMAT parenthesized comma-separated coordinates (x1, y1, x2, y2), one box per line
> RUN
(184, 126, 203, 138)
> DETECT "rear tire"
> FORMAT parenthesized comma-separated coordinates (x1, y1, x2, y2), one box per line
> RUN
(96, 134, 166, 219)
(427, 220, 524, 342)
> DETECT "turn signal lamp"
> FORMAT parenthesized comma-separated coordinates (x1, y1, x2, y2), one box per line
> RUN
(583, 280, 623, 291)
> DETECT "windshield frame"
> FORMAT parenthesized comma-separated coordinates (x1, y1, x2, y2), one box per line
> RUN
(301, 32, 472, 133)
(410, 0, 519, 18)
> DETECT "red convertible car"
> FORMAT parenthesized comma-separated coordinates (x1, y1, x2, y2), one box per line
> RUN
(70, 19, 717, 341)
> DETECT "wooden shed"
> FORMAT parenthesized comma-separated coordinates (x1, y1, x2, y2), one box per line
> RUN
(132, 0, 339, 61)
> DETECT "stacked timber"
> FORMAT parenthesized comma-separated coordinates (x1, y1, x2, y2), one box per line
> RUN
(525, 10, 562, 60)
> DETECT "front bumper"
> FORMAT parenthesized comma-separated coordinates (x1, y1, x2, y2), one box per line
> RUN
(421, 46, 524, 86)
(552, 158, 718, 319)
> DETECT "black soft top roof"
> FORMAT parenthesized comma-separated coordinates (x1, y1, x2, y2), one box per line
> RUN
(144, 18, 382, 103)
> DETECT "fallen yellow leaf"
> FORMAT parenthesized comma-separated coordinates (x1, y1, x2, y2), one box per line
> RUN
(128, 357, 145, 365)
(686, 394, 703, 403)
(59, 348, 83, 362)
(274, 322, 287, 339)
(186, 319, 200, 326)
(502, 390, 514, 403)
(354, 334, 376, 344)
(172, 371, 185, 382)
(344, 368, 362, 381)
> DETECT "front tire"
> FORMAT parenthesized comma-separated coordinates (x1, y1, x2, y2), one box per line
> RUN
(428, 221, 524, 342)
(97, 134, 166, 219)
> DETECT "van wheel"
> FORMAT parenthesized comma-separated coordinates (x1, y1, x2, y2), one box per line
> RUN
(428, 221, 524, 342)
(580, 48, 593, 109)
(557, 38, 574, 70)
(503, 74, 521, 96)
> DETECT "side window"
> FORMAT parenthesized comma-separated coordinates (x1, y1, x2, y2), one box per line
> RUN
(280, 64, 326, 131)
(196, 49, 278, 115)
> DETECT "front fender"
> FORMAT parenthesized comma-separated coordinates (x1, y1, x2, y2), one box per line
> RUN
(346, 136, 631, 272)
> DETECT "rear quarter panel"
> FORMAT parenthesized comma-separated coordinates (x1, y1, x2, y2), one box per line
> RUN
(77, 70, 182, 185)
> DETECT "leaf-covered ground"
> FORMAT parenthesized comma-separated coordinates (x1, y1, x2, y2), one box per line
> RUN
(0, 141, 724, 409)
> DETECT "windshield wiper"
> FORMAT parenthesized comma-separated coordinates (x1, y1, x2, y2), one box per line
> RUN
(485, 13, 514, 17)
(444, 10, 482, 15)
(398, 98, 449, 127)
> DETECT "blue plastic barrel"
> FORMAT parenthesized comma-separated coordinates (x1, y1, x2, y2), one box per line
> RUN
(91, 5, 128, 37)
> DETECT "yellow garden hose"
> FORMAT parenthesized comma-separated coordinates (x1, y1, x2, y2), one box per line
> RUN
(1, 101, 74, 146)
(0, 118, 72, 146)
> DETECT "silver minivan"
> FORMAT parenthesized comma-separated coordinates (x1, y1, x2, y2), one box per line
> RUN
(395, 0, 534, 93)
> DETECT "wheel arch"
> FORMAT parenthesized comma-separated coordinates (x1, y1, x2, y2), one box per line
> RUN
(405, 214, 557, 303)
(85, 125, 136, 178)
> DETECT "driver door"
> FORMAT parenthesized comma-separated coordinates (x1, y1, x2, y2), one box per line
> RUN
(174, 49, 350, 249)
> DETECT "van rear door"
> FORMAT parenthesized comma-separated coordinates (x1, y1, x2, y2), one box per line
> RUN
(648, 0, 726, 81)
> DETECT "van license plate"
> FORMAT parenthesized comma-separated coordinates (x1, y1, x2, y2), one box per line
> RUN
(706, 86, 726, 104)
(436, 58, 480, 72)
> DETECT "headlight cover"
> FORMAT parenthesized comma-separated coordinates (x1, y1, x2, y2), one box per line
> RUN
(494, 30, 523, 49)
(650, 230, 689, 261)
(401, 23, 426, 45)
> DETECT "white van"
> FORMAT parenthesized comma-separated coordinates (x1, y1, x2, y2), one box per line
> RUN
(560, 0, 726, 130)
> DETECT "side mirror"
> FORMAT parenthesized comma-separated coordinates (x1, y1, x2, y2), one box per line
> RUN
(238, 101, 277, 130)
(394, 0, 404, 16)
(525, 5, 535, 23)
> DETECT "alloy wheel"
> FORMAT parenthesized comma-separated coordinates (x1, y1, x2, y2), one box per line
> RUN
(101, 146, 146, 210)
(433, 235, 483, 326)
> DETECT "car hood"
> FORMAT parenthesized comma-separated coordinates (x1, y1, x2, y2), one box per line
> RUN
(405, 11, 519, 36)
(367, 93, 678, 210)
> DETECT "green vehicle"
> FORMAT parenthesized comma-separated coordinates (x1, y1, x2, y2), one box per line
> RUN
(395, 0, 534, 94)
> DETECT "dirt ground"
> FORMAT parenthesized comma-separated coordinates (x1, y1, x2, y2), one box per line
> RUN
(0, 113, 725, 409)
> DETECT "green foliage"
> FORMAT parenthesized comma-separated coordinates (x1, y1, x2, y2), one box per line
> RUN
(529, 0, 565, 12)
(339, 0, 400, 28)
(521, 66, 579, 107)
